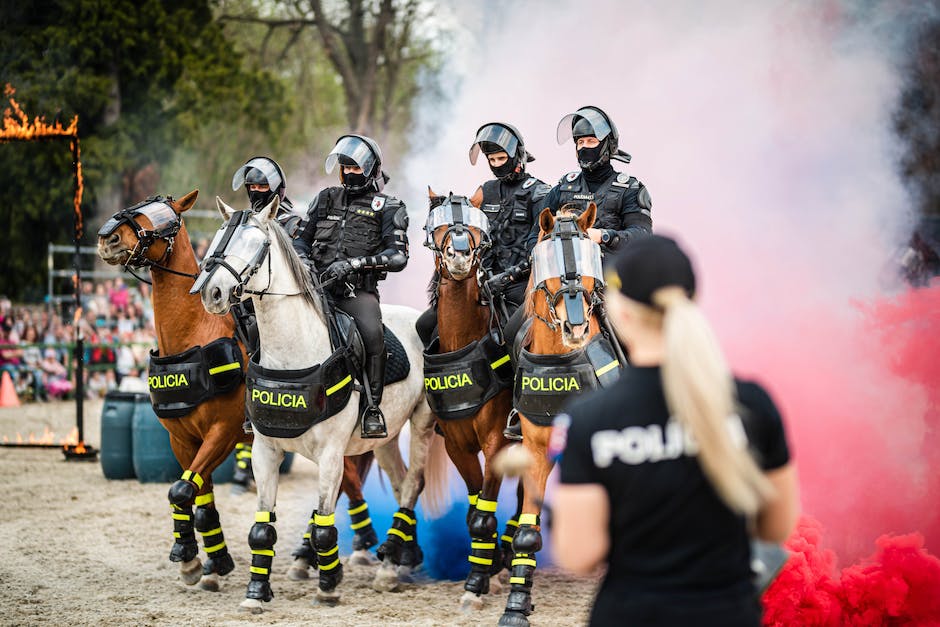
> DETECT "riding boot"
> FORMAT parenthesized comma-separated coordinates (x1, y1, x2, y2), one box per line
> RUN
(503, 408, 523, 442)
(360, 355, 387, 439)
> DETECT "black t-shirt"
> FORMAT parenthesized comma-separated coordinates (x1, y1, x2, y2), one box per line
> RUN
(558, 366, 790, 627)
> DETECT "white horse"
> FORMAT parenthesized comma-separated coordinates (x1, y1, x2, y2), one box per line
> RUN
(193, 196, 446, 612)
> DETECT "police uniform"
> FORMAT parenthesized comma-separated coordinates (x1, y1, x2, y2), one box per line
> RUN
(293, 134, 408, 438)
(558, 368, 791, 626)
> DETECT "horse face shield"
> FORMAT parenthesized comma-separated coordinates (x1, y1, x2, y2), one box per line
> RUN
(192, 211, 270, 312)
(424, 195, 490, 278)
(97, 200, 182, 267)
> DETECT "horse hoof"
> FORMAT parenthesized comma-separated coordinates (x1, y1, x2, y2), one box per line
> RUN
(497, 610, 530, 627)
(288, 562, 311, 581)
(239, 598, 264, 614)
(314, 589, 341, 606)
(348, 549, 377, 566)
(180, 558, 203, 585)
(488, 575, 504, 595)
(459, 591, 484, 612)
(199, 573, 220, 592)
(372, 563, 400, 592)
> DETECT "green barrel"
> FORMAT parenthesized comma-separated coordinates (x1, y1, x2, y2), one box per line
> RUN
(131, 396, 183, 483)
(280, 452, 295, 474)
(99, 391, 139, 479)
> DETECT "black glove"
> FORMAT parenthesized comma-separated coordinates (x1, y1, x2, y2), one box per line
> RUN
(322, 260, 355, 282)
(484, 272, 512, 297)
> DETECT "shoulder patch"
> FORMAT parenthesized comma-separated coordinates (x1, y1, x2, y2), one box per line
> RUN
(371, 196, 387, 211)
(617, 173, 629, 184)
(522, 177, 536, 189)
(565, 171, 579, 182)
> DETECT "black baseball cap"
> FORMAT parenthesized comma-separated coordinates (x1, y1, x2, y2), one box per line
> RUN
(606, 235, 697, 306)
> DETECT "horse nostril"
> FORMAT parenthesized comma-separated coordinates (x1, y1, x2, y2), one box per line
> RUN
(211, 286, 221, 302)
(108, 233, 120, 245)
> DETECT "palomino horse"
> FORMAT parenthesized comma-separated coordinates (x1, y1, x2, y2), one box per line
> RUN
(194, 196, 446, 612)
(96, 190, 381, 592)
(423, 191, 524, 610)
(498, 202, 621, 627)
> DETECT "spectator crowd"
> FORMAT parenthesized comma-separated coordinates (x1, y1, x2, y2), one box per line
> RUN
(0, 277, 158, 402)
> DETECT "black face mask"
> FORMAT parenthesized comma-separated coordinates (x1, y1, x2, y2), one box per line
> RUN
(577, 145, 604, 169)
(248, 189, 275, 211)
(489, 159, 516, 180)
(343, 172, 370, 190)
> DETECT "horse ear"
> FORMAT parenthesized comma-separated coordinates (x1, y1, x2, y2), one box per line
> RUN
(176, 190, 199, 213)
(469, 186, 483, 208)
(215, 196, 236, 220)
(256, 195, 279, 223)
(538, 207, 555, 235)
(427, 185, 438, 198)
(578, 202, 597, 231)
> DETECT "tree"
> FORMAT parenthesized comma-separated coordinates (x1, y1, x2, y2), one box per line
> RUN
(0, 0, 289, 299)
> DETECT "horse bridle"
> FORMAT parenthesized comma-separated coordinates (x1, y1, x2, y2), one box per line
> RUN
(192, 209, 302, 304)
(424, 194, 492, 274)
(98, 196, 200, 283)
(531, 216, 604, 332)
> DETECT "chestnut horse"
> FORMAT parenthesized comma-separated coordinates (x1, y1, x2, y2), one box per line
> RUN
(498, 203, 617, 627)
(96, 190, 379, 592)
(424, 191, 523, 611)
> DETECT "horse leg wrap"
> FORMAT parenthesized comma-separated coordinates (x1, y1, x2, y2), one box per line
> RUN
(169, 504, 198, 563)
(313, 513, 343, 592)
(246, 512, 277, 602)
(291, 509, 318, 563)
(232, 443, 253, 486)
(504, 518, 542, 616)
(348, 499, 378, 551)
(377, 507, 422, 567)
(500, 518, 520, 570)
(194, 496, 234, 576)
(465, 499, 500, 594)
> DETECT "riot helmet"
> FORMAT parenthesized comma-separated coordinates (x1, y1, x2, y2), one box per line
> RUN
(468, 122, 535, 182)
(556, 106, 631, 171)
(325, 134, 389, 193)
(232, 156, 287, 210)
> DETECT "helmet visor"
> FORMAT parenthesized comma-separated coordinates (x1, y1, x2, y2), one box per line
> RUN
(469, 124, 520, 165)
(325, 136, 378, 177)
(232, 158, 283, 192)
(556, 108, 613, 145)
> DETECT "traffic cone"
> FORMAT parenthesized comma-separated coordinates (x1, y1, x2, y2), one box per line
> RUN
(0, 371, 20, 407)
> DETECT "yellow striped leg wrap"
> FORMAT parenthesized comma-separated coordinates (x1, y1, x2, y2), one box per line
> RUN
(348, 500, 373, 533)
(510, 551, 537, 591)
(519, 513, 539, 526)
(348, 501, 369, 515)
(250, 548, 274, 581)
(181, 470, 204, 489)
(476, 498, 497, 513)
(388, 527, 414, 542)
(194, 493, 214, 507)
(501, 519, 519, 544)
(319, 557, 341, 571)
(314, 512, 335, 526)
(393, 511, 417, 526)
(204, 541, 227, 553)
(467, 493, 479, 506)
(350, 517, 372, 530)
(255, 511, 276, 523)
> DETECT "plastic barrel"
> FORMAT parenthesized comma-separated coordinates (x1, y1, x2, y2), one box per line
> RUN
(279, 451, 295, 474)
(131, 395, 183, 483)
(99, 391, 138, 479)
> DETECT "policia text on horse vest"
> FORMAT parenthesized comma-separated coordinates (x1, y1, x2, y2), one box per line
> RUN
(309, 188, 403, 291)
(513, 333, 622, 426)
(423, 334, 514, 421)
(148, 337, 245, 419)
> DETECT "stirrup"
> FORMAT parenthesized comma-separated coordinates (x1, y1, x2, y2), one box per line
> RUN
(360, 406, 388, 439)
(503, 409, 523, 442)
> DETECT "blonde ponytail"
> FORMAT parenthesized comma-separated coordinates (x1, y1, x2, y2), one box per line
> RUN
(652, 287, 774, 516)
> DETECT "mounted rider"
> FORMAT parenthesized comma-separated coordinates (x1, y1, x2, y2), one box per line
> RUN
(293, 135, 409, 439)
(415, 122, 549, 347)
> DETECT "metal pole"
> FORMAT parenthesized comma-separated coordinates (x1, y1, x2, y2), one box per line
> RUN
(71, 137, 84, 445)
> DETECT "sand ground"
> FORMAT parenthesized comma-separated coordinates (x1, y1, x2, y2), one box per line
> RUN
(0, 399, 597, 626)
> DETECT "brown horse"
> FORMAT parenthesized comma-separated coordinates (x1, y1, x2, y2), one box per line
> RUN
(424, 190, 523, 610)
(96, 190, 378, 591)
(498, 203, 612, 627)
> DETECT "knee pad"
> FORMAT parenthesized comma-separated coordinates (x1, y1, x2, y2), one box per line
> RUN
(512, 526, 542, 554)
(168, 480, 196, 506)
(313, 525, 338, 551)
(248, 522, 277, 550)
(193, 505, 220, 533)
(469, 509, 498, 539)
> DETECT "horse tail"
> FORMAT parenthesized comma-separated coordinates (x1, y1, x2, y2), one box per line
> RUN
(421, 424, 450, 518)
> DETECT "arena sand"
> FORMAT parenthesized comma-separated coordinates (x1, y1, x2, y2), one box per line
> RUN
(0, 400, 596, 626)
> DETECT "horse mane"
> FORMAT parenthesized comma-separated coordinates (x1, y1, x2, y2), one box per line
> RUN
(267, 218, 325, 323)
(427, 268, 441, 307)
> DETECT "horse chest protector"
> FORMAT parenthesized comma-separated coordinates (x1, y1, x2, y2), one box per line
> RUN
(423, 334, 513, 421)
(148, 337, 245, 419)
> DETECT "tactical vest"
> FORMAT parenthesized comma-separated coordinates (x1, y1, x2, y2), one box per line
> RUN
(480, 177, 543, 272)
(555, 170, 636, 231)
(148, 337, 245, 419)
(245, 348, 354, 439)
(310, 188, 399, 265)
(513, 333, 622, 426)
(423, 334, 514, 421)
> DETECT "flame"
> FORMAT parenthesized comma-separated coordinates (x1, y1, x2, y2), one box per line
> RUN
(2, 426, 80, 445)
(0, 84, 78, 141)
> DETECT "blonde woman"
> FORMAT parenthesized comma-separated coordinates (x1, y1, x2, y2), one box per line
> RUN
(552, 235, 799, 626)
